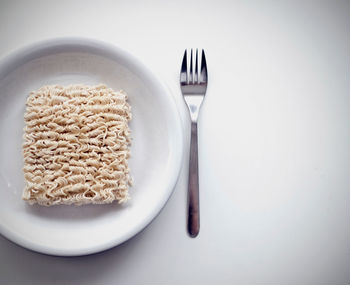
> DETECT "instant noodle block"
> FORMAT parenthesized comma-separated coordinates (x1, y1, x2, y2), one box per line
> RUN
(22, 84, 132, 206)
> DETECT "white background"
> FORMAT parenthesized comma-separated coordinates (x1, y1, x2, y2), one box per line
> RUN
(1, 0, 350, 284)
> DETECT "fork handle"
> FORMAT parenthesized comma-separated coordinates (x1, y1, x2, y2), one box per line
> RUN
(188, 121, 200, 237)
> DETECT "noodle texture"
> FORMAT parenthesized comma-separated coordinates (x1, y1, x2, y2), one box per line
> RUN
(22, 84, 132, 206)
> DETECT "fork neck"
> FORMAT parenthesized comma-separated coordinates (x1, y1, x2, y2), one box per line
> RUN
(189, 106, 199, 122)
(184, 96, 202, 123)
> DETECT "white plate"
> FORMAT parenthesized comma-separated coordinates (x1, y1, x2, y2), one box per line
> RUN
(0, 38, 183, 256)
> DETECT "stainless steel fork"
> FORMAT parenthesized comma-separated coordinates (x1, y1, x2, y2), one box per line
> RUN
(180, 49, 208, 237)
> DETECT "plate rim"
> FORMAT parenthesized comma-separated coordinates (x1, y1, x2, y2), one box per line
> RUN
(0, 37, 184, 256)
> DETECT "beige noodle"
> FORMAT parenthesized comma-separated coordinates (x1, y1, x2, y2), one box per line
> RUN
(22, 84, 132, 206)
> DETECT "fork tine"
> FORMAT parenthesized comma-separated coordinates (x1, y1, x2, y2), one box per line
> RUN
(194, 49, 198, 83)
(180, 50, 188, 84)
(189, 49, 193, 83)
(200, 50, 207, 83)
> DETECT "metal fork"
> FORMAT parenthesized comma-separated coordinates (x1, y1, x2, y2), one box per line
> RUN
(180, 49, 208, 237)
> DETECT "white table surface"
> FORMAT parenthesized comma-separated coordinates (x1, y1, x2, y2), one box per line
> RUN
(1, 0, 350, 284)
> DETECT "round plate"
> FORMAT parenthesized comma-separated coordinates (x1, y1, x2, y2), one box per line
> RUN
(0, 38, 183, 256)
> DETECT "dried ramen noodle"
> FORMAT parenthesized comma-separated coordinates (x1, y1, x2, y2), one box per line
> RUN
(22, 84, 132, 206)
